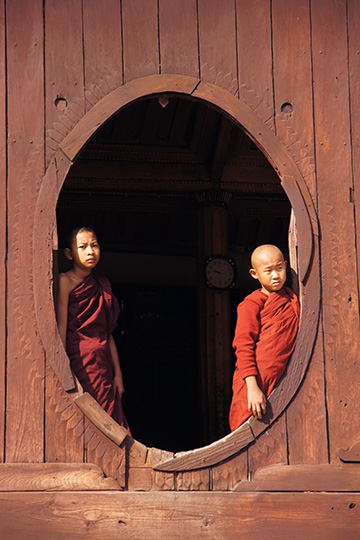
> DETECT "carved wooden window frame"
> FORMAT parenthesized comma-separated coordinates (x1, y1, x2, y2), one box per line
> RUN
(34, 74, 319, 472)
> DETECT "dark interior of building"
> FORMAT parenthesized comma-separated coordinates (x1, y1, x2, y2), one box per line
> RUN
(56, 95, 291, 452)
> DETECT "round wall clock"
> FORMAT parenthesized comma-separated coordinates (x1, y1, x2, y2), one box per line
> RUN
(204, 255, 237, 289)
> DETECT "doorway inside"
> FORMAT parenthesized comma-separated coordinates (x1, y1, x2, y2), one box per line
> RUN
(56, 95, 291, 452)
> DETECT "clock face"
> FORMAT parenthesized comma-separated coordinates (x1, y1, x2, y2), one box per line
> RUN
(205, 256, 236, 289)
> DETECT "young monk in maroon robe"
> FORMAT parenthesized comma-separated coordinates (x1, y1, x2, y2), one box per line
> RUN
(229, 244, 300, 432)
(57, 226, 130, 433)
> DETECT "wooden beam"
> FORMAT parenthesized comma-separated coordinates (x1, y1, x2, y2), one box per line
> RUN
(0, 463, 120, 492)
(74, 393, 128, 446)
(234, 463, 360, 492)
(0, 492, 359, 539)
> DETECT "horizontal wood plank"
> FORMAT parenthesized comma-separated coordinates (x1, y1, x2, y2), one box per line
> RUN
(0, 492, 359, 540)
(234, 464, 360, 492)
(0, 463, 119, 491)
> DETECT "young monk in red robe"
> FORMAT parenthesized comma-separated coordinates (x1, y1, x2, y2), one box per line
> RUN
(229, 244, 300, 432)
(57, 226, 130, 433)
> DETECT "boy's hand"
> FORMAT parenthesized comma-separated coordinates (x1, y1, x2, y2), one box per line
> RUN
(113, 373, 125, 398)
(245, 376, 267, 419)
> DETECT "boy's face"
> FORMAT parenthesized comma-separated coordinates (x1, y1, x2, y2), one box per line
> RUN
(66, 230, 100, 272)
(249, 247, 287, 295)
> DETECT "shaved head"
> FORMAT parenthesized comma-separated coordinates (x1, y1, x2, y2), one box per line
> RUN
(251, 244, 284, 270)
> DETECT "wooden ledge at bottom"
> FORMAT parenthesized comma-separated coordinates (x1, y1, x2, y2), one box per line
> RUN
(0, 463, 121, 491)
(233, 463, 360, 492)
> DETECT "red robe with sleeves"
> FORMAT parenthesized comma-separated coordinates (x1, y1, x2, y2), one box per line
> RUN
(229, 286, 300, 432)
(66, 274, 130, 432)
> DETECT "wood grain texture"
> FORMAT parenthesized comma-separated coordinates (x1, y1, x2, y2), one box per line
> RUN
(154, 421, 254, 472)
(0, 463, 119, 491)
(75, 393, 128, 446)
(236, 0, 274, 128)
(33, 152, 75, 391)
(0, 492, 359, 540)
(122, 0, 159, 83)
(311, 0, 360, 462)
(45, 0, 84, 163)
(348, 0, 360, 315)
(272, 0, 316, 200)
(159, 0, 198, 77)
(247, 416, 288, 478)
(234, 463, 360, 492)
(286, 326, 328, 464)
(0, 0, 5, 464)
(6, 0, 45, 463)
(338, 440, 360, 463)
(211, 451, 248, 491)
(84, 418, 126, 489)
(45, 365, 84, 463)
(83, 0, 123, 111)
(198, 0, 238, 95)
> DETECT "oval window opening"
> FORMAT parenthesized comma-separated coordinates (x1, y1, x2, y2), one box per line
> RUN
(55, 94, 295, 453)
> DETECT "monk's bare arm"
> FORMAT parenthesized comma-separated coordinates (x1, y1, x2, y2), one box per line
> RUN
(109, 335, 125, 398)
(57, 273, 72, 347)
(245, 375, 267, 419)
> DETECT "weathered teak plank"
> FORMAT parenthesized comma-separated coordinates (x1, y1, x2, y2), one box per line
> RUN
(211, 451, 248, 491)
(348, 0, 360, 309)
(122, 0, 159, 83)
(6, 0, 45, 463)
(339, 440, 360, 463)
(159, 0, 198, 77)
(236, 0, 274, 128)
(272, 0, 327, 465)
(311, 0, 360, 462)
(45, 0, 85, 163)
(44, 365, 84, 463)
(74, 393, 128, 446)
(234, 463, 360, 492)
(198, 0, 238, 95)
(0, 0, 5, 464)
(84, 418, 126, 489)
(154, 421, 254, 471)
(83, 0, 123, 111)
(0, 463, 119, 491)
(0, 492, 359, 540)
(273, 0, 316, 197)
(247, 416, 288, 478)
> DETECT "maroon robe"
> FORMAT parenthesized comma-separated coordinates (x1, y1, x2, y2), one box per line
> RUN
(66, 274, 130, 432)
(229, 287, 300, 431)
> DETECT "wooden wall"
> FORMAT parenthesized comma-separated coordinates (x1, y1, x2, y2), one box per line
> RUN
(1, 0, 360, 537)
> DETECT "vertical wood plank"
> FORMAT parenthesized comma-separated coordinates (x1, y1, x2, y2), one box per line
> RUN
(236, 0, 274, 127)
(159, 0, 199, 77)
(348, 0, 360, 306)
(247, 417, 288, 476)
(272, 0, 327, 464)
(45, 366, 84, 463)
(0, 0, 5, 463)
(45, 0, 84, 163)
(122, 0, 159, 83)
(311, 0, 360, 461)
(198, 0, 238, 95)
(84, 419, 126, 489)
(286, 330, 328, 463)
(272, 0, 316, 198)
(6, 0, 45, 462)
(212, 451, 247, 491)
(83, 0, 123, 111)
